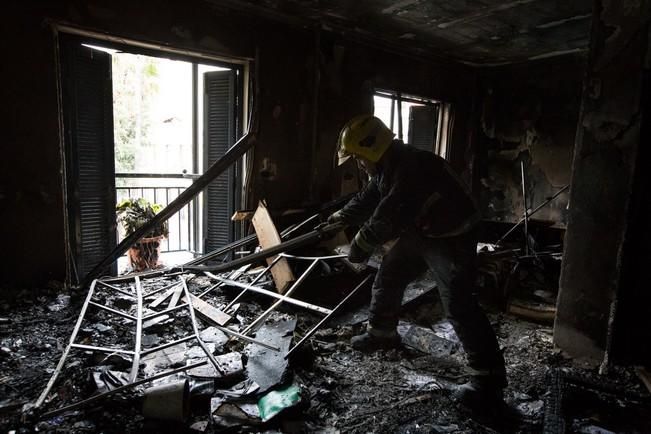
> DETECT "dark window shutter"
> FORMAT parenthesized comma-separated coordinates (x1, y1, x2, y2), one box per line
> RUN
(61, 38, 117, 280)
(203, 70, 236, 254)
(408, 105, 439, 153)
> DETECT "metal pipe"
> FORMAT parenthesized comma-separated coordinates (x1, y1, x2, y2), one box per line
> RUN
(397, 92, 403, 141)
(129, 276, 143, 382)
(212, 323, 280, 352)
(182, 223, 341, 274)
(142, 303, 189, 320)
(286, 274, 373, 358)
(279, 253, 346, 261)
(96, 281, 135, 297)
(141, 335, 196, 357)
(143, 281, 182, 299)
(99, 269, 183, 284)
(495, 184, 570, 246)
(115, 172, 201, 179)
(35, 280, 98, 408)
(180, 278, 224, 374)
(241, 258, 321, 336)
(82, 132, 257, 286)
(220, 255, 282, 311)
(70, 344, 134, 355)
(88, 301, 137, 321)
(213, 276, 333, 315)
(281, 214, 319, 238)
(196, 264, 253, 299)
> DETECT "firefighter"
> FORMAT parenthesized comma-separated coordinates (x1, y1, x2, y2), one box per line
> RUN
(329, 114, 506, 404)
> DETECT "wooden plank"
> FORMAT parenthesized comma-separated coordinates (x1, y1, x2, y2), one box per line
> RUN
(183, 294, 231, 326)
(251, 201, 295, 293)
(149, 287, 175, 308)
(167, 285, 184, 310)
(231, 210, 255, 221)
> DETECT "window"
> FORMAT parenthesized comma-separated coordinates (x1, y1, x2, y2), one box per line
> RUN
(59, 33, 245, 280)
(373, 90, 448, 158)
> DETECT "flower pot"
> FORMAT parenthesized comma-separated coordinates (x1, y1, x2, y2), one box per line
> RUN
(127, 235, 165, 271)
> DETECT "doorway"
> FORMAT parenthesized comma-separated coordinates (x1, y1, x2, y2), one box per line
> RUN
(59, 33, 245, 281)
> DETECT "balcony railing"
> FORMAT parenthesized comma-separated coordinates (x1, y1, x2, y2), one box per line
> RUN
(116, 173, 200, 254)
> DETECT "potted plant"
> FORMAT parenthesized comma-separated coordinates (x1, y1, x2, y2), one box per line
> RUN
(116, 198, 169, 271)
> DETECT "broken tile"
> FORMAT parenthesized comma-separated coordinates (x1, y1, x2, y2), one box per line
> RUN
(141, 342, 188, 377)
(143, 314, 171, 330)
(186, 343, 217, 359)
(211, 399, 261, 427)
(186, 352, 243, 380)
(141, 334, 161, 347)
(245, 318, 296, 394)
(199, 326, 229, 346)
(189, 420, 209, 432)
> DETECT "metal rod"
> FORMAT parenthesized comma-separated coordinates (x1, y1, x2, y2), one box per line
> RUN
(180, 277, 225, 374)
(40, 360, 209, 419)
(397, 92, 403, 141)
(88, 301, 137, 321)
(35, 280, 98, 408)
(221, 256, 281, 311)
(241, 258, 321, 336)
(177, 188, 182, 251)
(182, 223, 341, 274)
(141, 335, 196, 356)
(184, 193, 352, 267)
(281, 214, 319, 238)
(70, 344, 134, 355)
(280, 253, 346, 261)
(142, 303, 189, 320)
(197, 282, 222, 299)
(495, 184, 570, 246)
(99, 269, 172, 283)
(96, 281, 135, 297)
(212, 323, 280, 351)
(213, 276, 333, 315)
(115, 172, 201, 179)
(196, 264, 253, 299)
(82, 132, 257, 286)
(520, 161, 529, 256)
(143, 281, 182, 299)
(185, 234, 258, 266)
(286, 274, 373, 358)
(129, 276, 143, 382)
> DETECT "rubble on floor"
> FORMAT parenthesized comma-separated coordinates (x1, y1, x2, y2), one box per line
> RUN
(0, 210, 649, 433)
(2, 268, 650, 433)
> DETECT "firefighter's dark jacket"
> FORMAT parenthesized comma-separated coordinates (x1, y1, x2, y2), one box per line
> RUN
(340, 141, 480, 249)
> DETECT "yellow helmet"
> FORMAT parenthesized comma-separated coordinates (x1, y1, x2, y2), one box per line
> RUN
(337, 115, 394, 165)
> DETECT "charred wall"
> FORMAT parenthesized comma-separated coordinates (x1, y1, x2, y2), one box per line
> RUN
(555, 0, 649, 364)
(0, 0, 477, 287)
(476, 55, 585, 228)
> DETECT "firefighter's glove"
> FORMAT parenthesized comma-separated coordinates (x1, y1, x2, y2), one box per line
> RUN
(348, 232, 374, 263)
(327, 210, 345, 225)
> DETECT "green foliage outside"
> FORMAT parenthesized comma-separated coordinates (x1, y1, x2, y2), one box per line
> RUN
(113, 54, 160, 179)
(116, 198, 169, 238)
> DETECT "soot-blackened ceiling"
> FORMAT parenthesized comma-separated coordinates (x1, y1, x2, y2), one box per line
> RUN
(208, 0, 592, 65)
